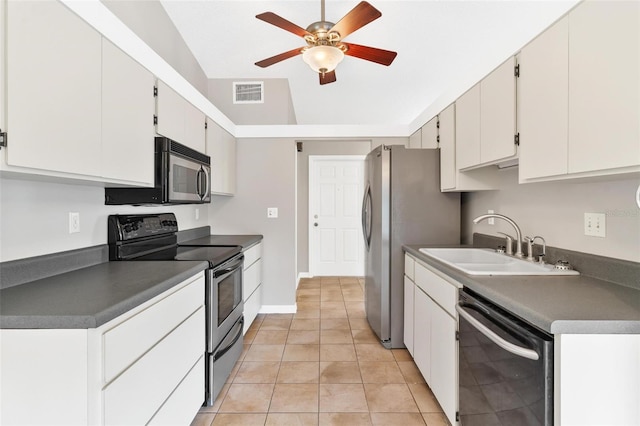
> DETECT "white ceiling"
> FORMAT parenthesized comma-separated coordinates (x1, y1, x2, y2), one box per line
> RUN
(159, 0, 579, 128)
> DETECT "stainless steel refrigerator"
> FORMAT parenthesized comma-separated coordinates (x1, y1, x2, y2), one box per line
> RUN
(361, 145, 460, 348)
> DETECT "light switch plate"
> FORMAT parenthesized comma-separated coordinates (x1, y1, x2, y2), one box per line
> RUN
(267, 207, 278, 218)
(584, 212, 606, 237)
(69, 212, 80, 234)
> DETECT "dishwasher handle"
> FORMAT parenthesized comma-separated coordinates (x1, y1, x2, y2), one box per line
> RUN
(456, 304, 539, 361)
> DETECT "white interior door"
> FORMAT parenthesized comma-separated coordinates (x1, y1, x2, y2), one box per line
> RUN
(309, 156, 365, 276)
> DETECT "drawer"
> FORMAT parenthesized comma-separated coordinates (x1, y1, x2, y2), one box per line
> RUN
(103, 274, 204, 383)
(243, 258, 262, 301)
(243, 285, 262, 334)
(104, 307, 205, 426)
(148, 355, 204, 426)
(243, 242, 262, 269)
(405, 254, 415, 281)
(414, 262, 457, 317)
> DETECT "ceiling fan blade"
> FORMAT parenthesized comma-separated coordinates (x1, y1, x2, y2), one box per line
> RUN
(255, 47, 304, 68)
(256, 12, 312, 38)
(319, 70, 337, 85)
(343, 42, 397, 66)
(329, 1, 381, 39)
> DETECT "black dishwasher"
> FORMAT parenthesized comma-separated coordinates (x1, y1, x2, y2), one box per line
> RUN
(456, 288, 553, 426)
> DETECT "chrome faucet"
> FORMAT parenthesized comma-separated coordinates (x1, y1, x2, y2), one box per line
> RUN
(473, 213, 524, 258)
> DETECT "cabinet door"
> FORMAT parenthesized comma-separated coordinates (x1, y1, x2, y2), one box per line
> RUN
(101, 40, 155, 185)
(207, 118, 237, 195)
(568, 0, 640, 173)
(480, 57, 517, 164)
(455, 84, 481, 170)
(422, 117, 439, 149)
(518, 17, 569, 181)
(403, 276, 415, 356)
(413, 287, 432, 384)
(6, 0, 101, 176)
(431, 306, 457, 425)
(156, 80, 186, 144)
(184, 103, 206, 153)
(408, 128, 422, 149)
(439, 104, 456, 191)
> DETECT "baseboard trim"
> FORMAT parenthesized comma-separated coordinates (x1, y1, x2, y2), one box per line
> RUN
(297, 272, 313, 289)
(259, 304, 297, 314)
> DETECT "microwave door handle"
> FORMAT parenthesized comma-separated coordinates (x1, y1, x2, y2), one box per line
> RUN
(202, 166, 210, 199)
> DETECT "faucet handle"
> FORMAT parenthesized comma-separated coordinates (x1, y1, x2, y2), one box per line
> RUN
(497, 232, 514, 255)
(524, 236, 535, 261)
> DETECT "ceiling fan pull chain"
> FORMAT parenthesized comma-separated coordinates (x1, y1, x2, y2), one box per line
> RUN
(321, 0, 325, 22)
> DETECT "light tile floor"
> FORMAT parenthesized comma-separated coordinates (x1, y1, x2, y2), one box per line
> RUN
(191, 277, 450, 426)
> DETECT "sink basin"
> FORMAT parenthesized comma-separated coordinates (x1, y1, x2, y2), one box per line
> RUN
(419, 248, 579, 276)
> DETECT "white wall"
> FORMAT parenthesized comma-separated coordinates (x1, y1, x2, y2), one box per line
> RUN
(0, 177, 208, 262)
(208, 138, 297, 310)
(462, 169, 640, 262)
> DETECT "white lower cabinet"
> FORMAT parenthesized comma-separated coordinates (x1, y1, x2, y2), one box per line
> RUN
(403, 275, 415, 356)
(404, 253, 459, 425)
(243, 242, 263, 334)
(0, 272, 206, 426)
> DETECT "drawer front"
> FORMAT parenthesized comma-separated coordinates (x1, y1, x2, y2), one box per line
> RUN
(404, 254, 415, 281)
(148, 355, 204, 426)
(243, 242, 262, 269)
(243, 285, 262, 334)
(103, 274, 204, 383)
(414, 262, 457, 317)
(243, 258, 262, 301)
(104, 307, 205, 426)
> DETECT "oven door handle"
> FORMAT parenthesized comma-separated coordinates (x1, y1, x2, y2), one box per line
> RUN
(214, 256, 244, 278)
(214, 317, 244, 361)
(456, 304, 539, 361)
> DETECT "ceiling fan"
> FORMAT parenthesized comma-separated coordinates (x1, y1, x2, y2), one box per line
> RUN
(254, 0, 397, 85)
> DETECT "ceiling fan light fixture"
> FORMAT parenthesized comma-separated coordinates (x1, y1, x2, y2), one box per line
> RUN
(302, 45, 344, 74)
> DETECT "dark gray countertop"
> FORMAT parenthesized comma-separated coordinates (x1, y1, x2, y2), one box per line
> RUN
(404, 245, 640, 335)
(181, 234, 263, 250)
(0, 261, 208, 329)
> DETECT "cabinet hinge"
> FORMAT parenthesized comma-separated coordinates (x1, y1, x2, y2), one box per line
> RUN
(153, 115, 158, 126)
(437, 135, 440, 144)
(514, 64, 520, 78)
(436, 119, 440, 129)
(0, 129, 6, 149)
(455, 331, 460, 341)
(456, 411, 460, 422)
(153, 86, 158, 97)
(514, 133, 520, 146)
(205, 121, 208, 130)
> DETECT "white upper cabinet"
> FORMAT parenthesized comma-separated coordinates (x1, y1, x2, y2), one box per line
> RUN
(206, 118, 237, 195)
(567, 0, 639, 174)
(518, 17, 569, 181)
(408, 128, 422, 149)
(6, 0, 102, 176)
(480, 57, 517, 164)
(455, 84, 481, 170)
(422, 117, 439, 149)
(101, 40, 155, 185)
(519, 0, 639, 182)
(155, 80, 206, 153)
(439, 104, 457, 191)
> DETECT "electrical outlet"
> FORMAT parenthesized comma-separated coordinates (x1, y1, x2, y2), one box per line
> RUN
(488, 209, 495, 225)
(584, 212, 606, 237)
(69, 212, 80, 234)
(267, 207, 278, 218)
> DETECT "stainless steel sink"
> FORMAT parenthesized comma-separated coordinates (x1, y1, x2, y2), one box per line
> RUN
(419, 248, 579, 276)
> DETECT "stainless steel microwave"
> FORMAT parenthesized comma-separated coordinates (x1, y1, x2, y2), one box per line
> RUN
(105, 137, 211, 205)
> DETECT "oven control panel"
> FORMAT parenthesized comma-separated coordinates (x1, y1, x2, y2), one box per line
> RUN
(108, 213, 178, 242)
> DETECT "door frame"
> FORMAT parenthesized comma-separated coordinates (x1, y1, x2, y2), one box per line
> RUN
(308, 155, 366, 277)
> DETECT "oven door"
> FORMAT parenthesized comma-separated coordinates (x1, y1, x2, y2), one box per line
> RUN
(167, 153, 211, 203)
(206, 254, 243, 353)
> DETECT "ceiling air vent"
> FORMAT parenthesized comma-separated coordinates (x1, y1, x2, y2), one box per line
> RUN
(233, 82, 264, 104)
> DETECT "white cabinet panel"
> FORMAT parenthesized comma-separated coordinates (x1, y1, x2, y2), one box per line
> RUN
(431, 305, 457, 423)
(404, 275, 415, 356)
(413, 286, 433, 384)
(243, 258, 262, 301)
(422, 117, 439, 149)
(414, 261, 458, 317)
(185, 102, 206, 153)
(480, 57, 517, 164)
(404, 254, 415, 281)
(439, 104, 457, 191)
(6, 0, 102, 176)
(104, 307, 205, 426)
(518, 17, 569, 181)
(244, 285, 262, 335)
(156, 80, 206, 153)
(568, 0, 640, 174)
(455, 84, 481, 170)
(101, 39, 155, 185)
(244, 243, 262, 268)
(207, 118, 237, 195)
(409, 128, 422, 149)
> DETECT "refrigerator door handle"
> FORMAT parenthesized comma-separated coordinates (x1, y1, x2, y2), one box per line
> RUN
(362, 183, 372, 251)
